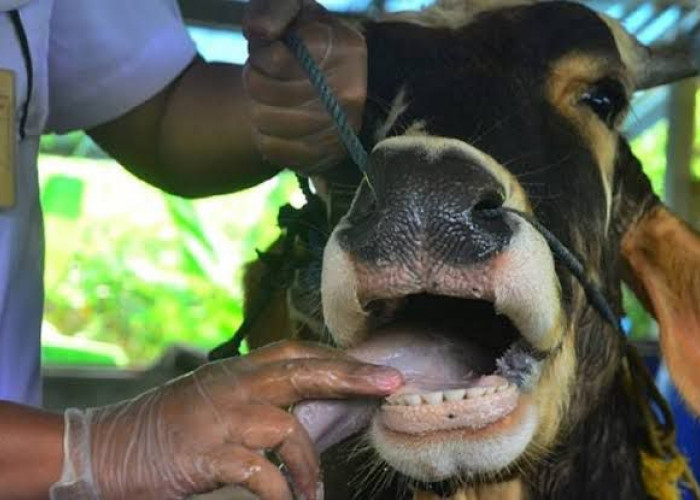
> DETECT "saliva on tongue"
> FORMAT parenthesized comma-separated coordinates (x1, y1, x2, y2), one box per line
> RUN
(293, 322, 494, 452)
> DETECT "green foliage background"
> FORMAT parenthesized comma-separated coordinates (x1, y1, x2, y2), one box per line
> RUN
(39, 90, 699, 366)
(40, 136, 301, 366)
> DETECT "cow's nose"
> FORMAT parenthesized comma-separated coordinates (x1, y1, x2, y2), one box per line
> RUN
(341, 137, 513, 266)
(367, 146, 507, 213)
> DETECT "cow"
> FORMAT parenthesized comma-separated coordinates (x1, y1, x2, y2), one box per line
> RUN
(225, 1, 700, 498)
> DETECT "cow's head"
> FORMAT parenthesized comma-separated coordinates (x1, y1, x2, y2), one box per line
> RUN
(289, 0, 700, 493)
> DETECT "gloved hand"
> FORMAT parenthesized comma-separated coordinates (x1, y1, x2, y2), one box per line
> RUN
(243, 0, 366, 175)
(49, 341, 403, 500)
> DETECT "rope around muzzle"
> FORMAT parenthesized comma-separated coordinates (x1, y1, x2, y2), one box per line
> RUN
(277, 31, 700, 499)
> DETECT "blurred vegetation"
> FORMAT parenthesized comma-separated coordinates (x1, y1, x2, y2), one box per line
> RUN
(40, 136, 301, 366)
(39, 90, 699, 365)
(623, 119, 667, 340)
(622, 89, 700, 339)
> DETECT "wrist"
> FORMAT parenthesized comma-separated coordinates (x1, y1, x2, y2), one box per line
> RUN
(0, 402, 64, 500)
(49, 408, 100, 500)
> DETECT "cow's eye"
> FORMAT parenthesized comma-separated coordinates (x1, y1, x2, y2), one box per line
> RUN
(579, 79, 628, 128)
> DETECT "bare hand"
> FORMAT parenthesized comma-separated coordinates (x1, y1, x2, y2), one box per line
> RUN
(242, 0, 366, 175)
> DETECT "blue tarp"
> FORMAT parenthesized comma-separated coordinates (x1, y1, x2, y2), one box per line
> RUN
(657, 365, 700, 498)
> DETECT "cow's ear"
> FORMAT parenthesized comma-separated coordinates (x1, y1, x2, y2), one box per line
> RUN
(621, 204, 700, 414)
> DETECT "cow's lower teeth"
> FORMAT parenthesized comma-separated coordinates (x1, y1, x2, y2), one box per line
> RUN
(405, 394, 422, 406)
(444, 389, 466, 401)
(422, 392, 443, 404)
(386, 383, 513, 406)
(466, 387, 487, 398)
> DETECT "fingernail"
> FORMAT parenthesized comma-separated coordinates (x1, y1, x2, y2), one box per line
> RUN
(360, 366, 403, 391)
(298, 482, 323, 500)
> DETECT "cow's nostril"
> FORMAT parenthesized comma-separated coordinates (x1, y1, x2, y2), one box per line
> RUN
(473, 191, 506, 218)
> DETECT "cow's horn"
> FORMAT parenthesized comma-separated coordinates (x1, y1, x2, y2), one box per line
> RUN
(635, 38, 699, 90)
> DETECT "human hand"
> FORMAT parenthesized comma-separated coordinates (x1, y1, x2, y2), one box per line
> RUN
(243, 0, 366, 175)
(49, 341, 403, 500)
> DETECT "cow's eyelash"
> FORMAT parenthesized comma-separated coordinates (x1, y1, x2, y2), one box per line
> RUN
(579, 78, 629, 128)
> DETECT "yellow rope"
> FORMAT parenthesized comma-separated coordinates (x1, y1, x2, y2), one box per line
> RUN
(641, 451, 688, 500)
(622, 343, 700, 500)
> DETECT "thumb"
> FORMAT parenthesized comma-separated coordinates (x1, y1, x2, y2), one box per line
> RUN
(243, 0, 303, 42)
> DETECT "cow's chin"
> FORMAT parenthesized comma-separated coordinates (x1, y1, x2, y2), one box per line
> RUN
(371, 398, 538, 482)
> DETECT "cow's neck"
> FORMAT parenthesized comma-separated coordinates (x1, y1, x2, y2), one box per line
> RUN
(528, 370, 646, 499)
(414, 480, 525, 500)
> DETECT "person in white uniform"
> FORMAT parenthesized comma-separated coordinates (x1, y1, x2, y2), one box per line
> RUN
(0, 0, 400, 498)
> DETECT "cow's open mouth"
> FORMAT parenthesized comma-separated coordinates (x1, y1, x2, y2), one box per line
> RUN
(301, 207, 563, 480)
(361, 293, 542, 436)
(293, 290, 545, 457)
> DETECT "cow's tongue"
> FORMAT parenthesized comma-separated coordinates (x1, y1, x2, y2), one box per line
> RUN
(294, 322, 495, 452)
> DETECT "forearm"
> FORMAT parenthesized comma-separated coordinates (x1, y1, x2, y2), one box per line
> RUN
(156, 59, 281, 196)
(89, 58, 280, 198)
(88, 4, 365, 198)
(0, 402, 64, 500)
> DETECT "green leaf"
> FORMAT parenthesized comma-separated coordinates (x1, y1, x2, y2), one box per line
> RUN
(163, 195, 217, 279)
(41, 174, 84, 219)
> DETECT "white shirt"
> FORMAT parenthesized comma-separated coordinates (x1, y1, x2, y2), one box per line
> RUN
(0, 0, 196, 406)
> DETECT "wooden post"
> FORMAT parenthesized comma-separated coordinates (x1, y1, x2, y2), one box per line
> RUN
(664, 79, 697, 224)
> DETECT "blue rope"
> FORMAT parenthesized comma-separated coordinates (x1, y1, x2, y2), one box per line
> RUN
(499, 208, 625, 337)
(283, 32, 369, 173)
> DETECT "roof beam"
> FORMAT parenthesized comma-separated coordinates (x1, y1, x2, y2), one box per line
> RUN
(178, 0, 366, 29)
(178, 0, 246, 28)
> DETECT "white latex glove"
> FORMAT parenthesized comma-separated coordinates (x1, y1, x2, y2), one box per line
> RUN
(49, 341, 402, 500)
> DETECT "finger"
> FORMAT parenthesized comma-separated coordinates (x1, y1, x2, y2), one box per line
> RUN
(201, 341, 350, 388)
(207, 444, 293, 500)
(243, 0, 302, 42)
(243, 340, 352, 366)
(243, 65, 319, 107)
(232, 405, 320, 500)
(244, 63, 364, 111)
(250, 103, 335, 139)
(243, 358, 405, 407)
(248, 23, 333, 81)
(213, 486, 259, 500)
(253, 130, 345, 172)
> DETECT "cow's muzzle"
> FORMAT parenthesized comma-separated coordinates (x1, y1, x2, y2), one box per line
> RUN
(312, 136, 566, 481)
